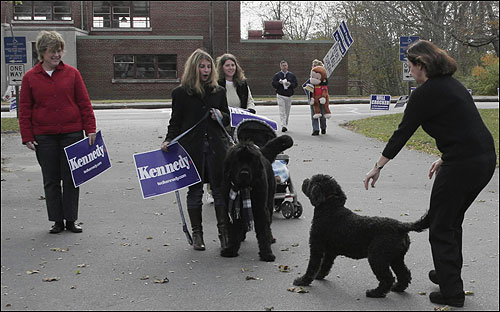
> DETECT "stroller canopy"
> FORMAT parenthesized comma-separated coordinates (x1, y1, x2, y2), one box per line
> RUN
(234, 119, 277, 148)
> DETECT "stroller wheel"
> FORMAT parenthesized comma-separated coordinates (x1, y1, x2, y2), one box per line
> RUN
(281, 201, 294, 219)
(293, 202, 303, 218)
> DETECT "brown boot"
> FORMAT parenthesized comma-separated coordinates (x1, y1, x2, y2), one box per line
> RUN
(188, 209, 205, 251)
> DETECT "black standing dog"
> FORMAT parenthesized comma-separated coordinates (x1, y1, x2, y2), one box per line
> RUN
(294, 174, 429, 298)
(221, 135, 293, 262)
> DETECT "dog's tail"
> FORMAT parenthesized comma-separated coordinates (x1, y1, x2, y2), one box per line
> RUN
(403, 211, 430, 233)
(261, 135, 293, 163)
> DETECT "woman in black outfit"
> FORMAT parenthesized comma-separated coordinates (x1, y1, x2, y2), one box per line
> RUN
(364, 40, 496, 307)
(161, 49, 230, 252)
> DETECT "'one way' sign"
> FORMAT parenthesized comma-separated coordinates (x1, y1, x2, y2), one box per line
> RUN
(8, 64, 25, 86)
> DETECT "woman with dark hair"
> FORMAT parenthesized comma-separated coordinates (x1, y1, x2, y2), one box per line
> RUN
(216, 53, 256, 114)
(161, 49, 230, 252)
(364, 40, 496, 307)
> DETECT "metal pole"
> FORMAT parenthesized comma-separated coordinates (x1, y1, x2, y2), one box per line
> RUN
(175, 190, 193, 245)
(15, 85, 19, 118)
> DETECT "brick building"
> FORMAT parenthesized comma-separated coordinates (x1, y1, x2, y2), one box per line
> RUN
(1, 1, 347, 100)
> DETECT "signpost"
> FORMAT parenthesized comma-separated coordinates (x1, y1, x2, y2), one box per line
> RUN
(7, 64, 25, 86)
(399, 36, 419, 62)
(399, 36, 419, 105)
(3, 36, 27, 118)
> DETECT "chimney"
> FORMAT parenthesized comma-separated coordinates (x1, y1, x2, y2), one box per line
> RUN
(263, 20, 284, 39)
(248, 30, 263, 40)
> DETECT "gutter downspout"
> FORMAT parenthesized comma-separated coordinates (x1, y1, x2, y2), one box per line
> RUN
(226, 1, 229, 53)
(81, 1, 84, 30)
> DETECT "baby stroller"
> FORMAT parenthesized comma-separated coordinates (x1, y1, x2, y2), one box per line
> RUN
(233, 119, 303, 219)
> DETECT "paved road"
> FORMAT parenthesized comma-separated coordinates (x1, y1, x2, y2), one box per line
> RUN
(1, 104, 498, 310)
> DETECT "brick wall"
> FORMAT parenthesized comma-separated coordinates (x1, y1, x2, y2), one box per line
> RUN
(232, 41, 348, 96)
(74, 1, 348, 99)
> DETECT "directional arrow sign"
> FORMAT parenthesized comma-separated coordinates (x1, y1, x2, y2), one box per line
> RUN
(8, 64, 25, 86)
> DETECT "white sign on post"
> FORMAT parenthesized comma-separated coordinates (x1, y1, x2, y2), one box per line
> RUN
(8, 64, 25, 86)
(402, 62, 414, 81)
(323, 20, 354, 78)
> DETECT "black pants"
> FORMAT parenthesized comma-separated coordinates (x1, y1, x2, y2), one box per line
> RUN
(429, 152, 496, 296)
(34, 131, 84, 222)
(186, 139, 224, 210)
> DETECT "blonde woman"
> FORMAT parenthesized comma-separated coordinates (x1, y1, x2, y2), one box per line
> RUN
(161, 49, 230, 252)
(19, 30, 96, 234)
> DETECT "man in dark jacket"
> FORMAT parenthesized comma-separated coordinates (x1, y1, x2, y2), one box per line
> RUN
(272, 60, 298, 132)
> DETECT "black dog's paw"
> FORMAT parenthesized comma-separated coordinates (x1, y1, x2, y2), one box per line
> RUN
(293, 276, 313, 286)
(366, 288, 387, 298)
(220, 249, 239, 258)
(259, 253, 275, 262)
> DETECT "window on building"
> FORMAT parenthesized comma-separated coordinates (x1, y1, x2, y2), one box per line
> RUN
(114, 55, 177, 79)
(14, 1, 72, 21)
(93, 1, 150, 29)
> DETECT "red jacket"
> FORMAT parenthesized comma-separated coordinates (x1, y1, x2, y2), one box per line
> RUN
(19, 61, 96, 144)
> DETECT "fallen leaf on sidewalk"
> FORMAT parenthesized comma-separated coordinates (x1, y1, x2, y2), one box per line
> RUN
(26, 270, 40, 275)
(154, 278, 169, 284)
(287, 287, 309, 294)
(43, 277, 60, 282)
(278, 265, 291, 273)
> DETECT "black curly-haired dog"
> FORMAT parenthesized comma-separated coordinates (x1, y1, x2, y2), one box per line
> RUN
(294, 174, 429, 298)
(221, 135, 293, 262)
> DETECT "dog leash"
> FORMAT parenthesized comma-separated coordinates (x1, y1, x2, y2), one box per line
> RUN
(210, 108, 235, 146)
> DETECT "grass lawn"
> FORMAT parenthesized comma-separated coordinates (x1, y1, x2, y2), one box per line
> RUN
(1, 118, 20, 132)
(342, 108, 499, 167)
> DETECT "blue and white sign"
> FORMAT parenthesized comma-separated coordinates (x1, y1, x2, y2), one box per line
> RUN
(4, 37, 27, 64)
(370, 94, 391, 110)
(133, 143, 201, 199)
(400, 36, 419, 62)
(64, 131, 112, 187)
(230, 107, 278, 131)
(323, 20, 354, 77)
(394, 95, 409, 108)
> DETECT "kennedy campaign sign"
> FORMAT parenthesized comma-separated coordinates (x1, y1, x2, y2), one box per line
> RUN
(133, 143, 201, 199)
(229, 107, 278, 131)
(64, 131, 111, 187)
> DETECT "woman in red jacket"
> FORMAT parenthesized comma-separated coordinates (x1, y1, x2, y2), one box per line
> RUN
(19, 31, 96, 234)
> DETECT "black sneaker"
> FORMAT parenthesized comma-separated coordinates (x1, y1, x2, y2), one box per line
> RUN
(311, 130, 319, 136)
(429, 291, 465, 307)
(281, 127, 288, 132)
(429, 270, 439, 285)
(321, 128, 326, 134)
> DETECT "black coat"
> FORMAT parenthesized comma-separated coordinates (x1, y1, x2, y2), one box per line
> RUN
(165, 85, 230, 186)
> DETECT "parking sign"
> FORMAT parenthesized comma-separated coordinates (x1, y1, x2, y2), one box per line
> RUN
(4, 37, 27, 64)
(399, 36, 419, 62)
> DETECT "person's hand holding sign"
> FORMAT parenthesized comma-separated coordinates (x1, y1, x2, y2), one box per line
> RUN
(161, 140, 170, 152)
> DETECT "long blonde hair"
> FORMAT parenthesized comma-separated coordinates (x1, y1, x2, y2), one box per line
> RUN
(181, 49, 218, 97)
(216, 53, 246, 86)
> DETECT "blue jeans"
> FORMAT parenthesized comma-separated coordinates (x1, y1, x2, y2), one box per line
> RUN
(310, 105, 327, 132)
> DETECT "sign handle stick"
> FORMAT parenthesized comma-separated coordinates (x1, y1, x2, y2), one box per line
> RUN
(15, 86, 19, 118)
(175, 190, 193, 245)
